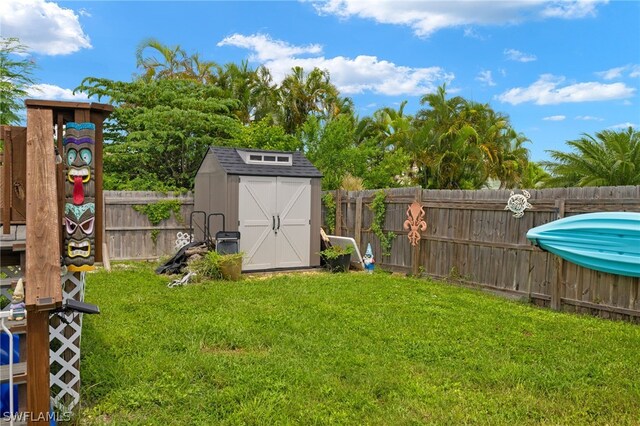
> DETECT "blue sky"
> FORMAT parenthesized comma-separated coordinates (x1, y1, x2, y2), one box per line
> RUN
(2, 0, 639, 161)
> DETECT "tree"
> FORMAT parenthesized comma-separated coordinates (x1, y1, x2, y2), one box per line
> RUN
(278, 67, 339, 134)
(75, 77, 242, 189)
(0, 38, 37, 126)
(300, 115, 359, 189)
(411, 84, 530, 189)
(521, 162, 549, 189)
(218, 61, 260, 125)
(355, 104, 412, 188)
(135, 38, 190, 81)
(234, 119, 301, 151)
(542, 127, 640, 187)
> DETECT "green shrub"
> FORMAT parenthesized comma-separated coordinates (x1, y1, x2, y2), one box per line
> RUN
(320, 244, 353, 260)
(189, 251, 244, 281)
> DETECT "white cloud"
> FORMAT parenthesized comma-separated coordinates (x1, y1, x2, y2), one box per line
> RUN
(497, 74, 635, 105)
(218, 33, 454, 96)
(541, 0, 607, 19)
(543, 115, 566, 121)
(311, 0, 607, 37)
(504, 48, 537, 63)
(0, 0, 91, 55)
(217, 33, 322, 61)
(575, 115, 604, 121)
(476, 70, 496, 86)
(27, 84, 90, 101)
(463, 27, 485, 40)
(609, 122, 636, 129)
(596, 66, 627, 80)
(596, 64, 640, 80)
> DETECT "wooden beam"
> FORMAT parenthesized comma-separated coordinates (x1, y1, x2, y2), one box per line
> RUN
(25, 99, 91, 110)
(25, 99, 114, 113)
(550, 199, 566, 311)
(56, 114, 65, 254)
(354, 196, 362, 249)
(413, 187, 423, 277)
(335, 190, 342, 236)
(2, 127, 12, 234)
(91, 110, 105, 263)
(25, 107, 62, 309)
(25, 107, 61, 424)
(26, 311, 51, 425)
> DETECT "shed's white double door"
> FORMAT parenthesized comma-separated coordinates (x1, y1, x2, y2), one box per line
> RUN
(238, 176, 310, 270)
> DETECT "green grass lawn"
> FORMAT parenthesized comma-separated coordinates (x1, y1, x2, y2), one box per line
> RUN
(79, 263, 640, 425)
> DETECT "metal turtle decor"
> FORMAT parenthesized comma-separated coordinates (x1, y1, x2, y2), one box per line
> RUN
(505, 190, 532, 218)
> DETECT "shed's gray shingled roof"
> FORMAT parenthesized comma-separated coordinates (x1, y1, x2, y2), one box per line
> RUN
(209, 146, 323, 178)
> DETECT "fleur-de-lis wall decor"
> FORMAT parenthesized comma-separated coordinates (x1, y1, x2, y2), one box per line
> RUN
(403, 201, 427, 247)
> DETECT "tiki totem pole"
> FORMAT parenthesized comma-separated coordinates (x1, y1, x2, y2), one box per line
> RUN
(63, 122, 96, 271)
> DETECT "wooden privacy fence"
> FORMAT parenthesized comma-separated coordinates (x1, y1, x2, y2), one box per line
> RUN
(104, 191, 193, 260)
(324, 186, 640, 322)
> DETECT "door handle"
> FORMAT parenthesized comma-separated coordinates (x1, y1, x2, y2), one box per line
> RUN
(277, 215, 281, 230)
(272, 216, 275, 230)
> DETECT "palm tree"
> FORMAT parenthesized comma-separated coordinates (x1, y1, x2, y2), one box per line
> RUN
(521, 162, 549, 189)
(278, 66, 339, 134)
(218, 61, 258, 124)
(0, 38, 37, 125)
(185, 53, 220, 85)
(494, 129, 530, 189)
(250, 66, 278, 124)
(542, 127, 640, 187)
(135, 38, 189, 81)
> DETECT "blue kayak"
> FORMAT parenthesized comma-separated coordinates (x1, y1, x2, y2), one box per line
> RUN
(526, 212, 640, 277)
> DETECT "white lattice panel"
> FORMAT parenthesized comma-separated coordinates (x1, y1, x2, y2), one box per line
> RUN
(49, 272, 85, 412)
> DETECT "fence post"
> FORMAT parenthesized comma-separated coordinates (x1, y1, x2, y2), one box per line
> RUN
(354, 195, 362, 249)
(25, 107, 62, 424)
(335, 190, 342, 236)
(551, 199, 565, 311)
(412, 187, 422, 277)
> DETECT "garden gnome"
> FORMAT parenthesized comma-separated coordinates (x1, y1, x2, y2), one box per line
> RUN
(363, 243, 375, 274)
(9, 278, 26, 321)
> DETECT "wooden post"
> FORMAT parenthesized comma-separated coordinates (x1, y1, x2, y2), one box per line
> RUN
(354, 196, 362, 249)
(2, 127, 12, 234)
(56, 114, 65, 253)
(335, 190, 342, 236)
(26, 311, 52, 424)
(551, 199, 565, 311)
(90, 110, 105, 263)
(25, 107, 62, 424)
(412, 188, 422, 277)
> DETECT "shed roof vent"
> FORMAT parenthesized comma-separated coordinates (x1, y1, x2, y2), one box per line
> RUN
(237, 150, 292, 166)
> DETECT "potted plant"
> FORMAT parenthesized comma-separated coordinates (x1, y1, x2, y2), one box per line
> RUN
(320, 245, 354, 273)
(189, 251, 244, 281)
(219, 252, 244, 281)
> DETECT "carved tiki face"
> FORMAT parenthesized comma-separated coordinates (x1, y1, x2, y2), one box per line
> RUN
(64, 122, 96, 205)
(64, 202, 96, 271)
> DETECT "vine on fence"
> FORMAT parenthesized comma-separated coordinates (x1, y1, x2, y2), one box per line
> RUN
(322, 192, 336, 234)
(133, 199, 184, 245)
(371, 190, 395, 257)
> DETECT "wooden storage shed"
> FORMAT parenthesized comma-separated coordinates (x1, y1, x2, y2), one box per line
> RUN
(194, 147, 323, 271)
